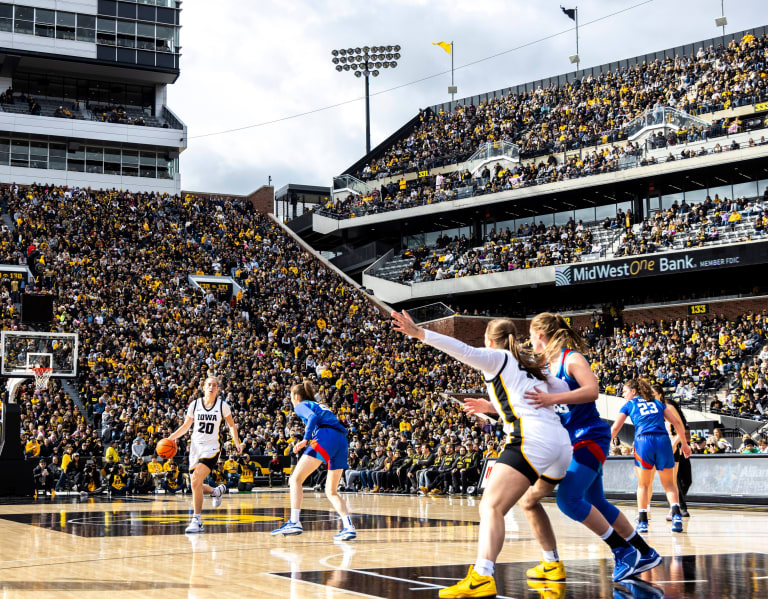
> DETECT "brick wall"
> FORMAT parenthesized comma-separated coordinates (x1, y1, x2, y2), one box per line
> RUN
(246, 185, 274, 215)
(622, 296, 768, 325)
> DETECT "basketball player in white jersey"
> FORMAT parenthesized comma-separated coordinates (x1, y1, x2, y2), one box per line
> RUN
(392, 312, 572, 598)
(168, 376, 244, 533)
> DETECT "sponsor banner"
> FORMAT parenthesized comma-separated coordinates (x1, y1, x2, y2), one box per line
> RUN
(755, 101, 768, 112)
(555, 241, 768, 286)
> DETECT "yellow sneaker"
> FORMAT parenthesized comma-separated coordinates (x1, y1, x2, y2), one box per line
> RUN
(439, 566, 496, 598)
(527, 580, 566, 599)
(526, 560, 566, 581)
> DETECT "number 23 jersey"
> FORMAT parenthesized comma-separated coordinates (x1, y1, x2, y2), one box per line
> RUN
(619, 397, 667, 436)
(186, 397, 231, 449)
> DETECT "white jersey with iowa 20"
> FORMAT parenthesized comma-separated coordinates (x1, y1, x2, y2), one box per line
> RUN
(185, 396, 231, 469)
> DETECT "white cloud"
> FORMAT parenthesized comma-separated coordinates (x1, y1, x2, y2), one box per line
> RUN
(168, 0, 767, 194)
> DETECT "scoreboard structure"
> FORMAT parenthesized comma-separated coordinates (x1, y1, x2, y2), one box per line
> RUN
(188, 275, 243, 302)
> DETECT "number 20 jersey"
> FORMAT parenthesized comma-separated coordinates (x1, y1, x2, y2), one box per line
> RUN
(186, 397, 231, 453)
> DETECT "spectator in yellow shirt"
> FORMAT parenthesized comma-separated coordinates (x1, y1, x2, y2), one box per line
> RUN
(105, 440, 119, 463)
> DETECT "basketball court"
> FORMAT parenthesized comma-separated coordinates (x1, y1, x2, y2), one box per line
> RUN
(0, 490, 765, 598)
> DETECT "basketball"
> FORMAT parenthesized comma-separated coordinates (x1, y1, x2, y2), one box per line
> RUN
(156, 438, 177, 460)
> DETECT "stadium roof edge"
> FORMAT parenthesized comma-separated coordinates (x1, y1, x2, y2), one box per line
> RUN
(429, 24, 768, 115)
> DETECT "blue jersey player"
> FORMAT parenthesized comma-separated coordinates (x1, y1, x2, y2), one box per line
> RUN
(521, 313, 662, 583)
(611, 378, 691, 533)
(271, 380, 356, 541)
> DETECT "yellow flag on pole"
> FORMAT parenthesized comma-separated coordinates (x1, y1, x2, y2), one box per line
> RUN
(432, 41, 451, 54)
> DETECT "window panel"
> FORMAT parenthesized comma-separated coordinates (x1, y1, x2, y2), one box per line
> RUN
(11, 140, 29, 168)
(104, 148, 121, 175)
(76, 14, 96, 42)
(732, 181, 757, 201)
(708, 184, 732, 203)
(86, 147, 104, 174)
(595, 203, 617, 221)
(56, 11, 76, 40)
(574, 207, 595, 224)
(122, 150, 138, 177)
(49, 144, 66, 170)
(30, 142, 48, 170)
(0, 138, 9, 166)
(14, 5, 33, 35)
(35, 8, 55, 24)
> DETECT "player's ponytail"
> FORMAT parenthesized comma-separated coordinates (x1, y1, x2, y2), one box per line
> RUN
(530, 312, 588, 366)
(625, 378, 654, 401)
(485, 318, 546, 382)
(291, 380, 316, 403)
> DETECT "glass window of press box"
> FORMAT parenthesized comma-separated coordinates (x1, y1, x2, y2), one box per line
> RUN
(0, 3, 179, 69)
(12, 73, 155, 113)
(0, 138, 177, 180)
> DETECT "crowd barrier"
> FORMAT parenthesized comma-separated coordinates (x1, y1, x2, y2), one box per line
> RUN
(480, 455, 768, 504)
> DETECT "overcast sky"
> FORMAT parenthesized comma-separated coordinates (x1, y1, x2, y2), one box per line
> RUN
(168, 0, 766, 196)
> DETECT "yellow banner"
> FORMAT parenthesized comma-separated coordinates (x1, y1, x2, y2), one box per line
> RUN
(755, 102, 768, 112)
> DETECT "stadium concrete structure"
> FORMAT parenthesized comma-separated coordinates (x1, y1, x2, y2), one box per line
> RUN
(290, 25, 768, 318)
(0, 0, 185, 193)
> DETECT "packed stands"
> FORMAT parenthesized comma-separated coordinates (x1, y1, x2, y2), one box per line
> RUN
(376, 194, 766, 285)
(356, 33, 768, 181)
(319, 33, 768, 220)
(583, 313, 768, 418)
(6, 182, 767, 496)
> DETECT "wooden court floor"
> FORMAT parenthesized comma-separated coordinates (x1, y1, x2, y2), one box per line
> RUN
(0, 490, 766, 598)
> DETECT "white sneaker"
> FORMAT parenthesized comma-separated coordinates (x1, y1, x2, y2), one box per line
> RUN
(211, 484, 227, 509)
(333, 526, 357, 541)
(185, 516, 203, 534)
(271, 521, 303, 536)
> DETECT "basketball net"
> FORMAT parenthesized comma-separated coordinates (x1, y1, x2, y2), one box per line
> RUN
(31, 367, 52, 392)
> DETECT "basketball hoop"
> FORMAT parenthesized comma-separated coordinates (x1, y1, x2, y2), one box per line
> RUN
(31, 367, 52, 392)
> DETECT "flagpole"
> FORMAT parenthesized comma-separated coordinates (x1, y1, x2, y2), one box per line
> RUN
(575, 7, 580, 71)
(451, 41, 455, 103)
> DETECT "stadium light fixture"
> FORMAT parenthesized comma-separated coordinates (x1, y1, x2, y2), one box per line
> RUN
(331, 44, 402, 154)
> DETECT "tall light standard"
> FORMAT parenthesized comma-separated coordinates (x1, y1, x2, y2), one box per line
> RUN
(332, 45, 401, 154)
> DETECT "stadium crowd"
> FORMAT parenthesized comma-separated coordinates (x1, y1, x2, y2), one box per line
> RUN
(584, 313, 768, 417)
(615, 194, 768, 256)
(356, 33, 768, 181)
(3, 183, 494, 496)
(319, 33, 768, 220)
(2, 182, 765, 499)
(394, 219, 598, 283)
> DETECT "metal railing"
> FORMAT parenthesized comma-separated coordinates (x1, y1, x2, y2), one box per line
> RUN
(462, 140, 520, 174)
(333, 174, 374, 196)
(625, 106, 709, 140)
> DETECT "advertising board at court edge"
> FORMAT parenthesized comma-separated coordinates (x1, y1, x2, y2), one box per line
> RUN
(555, 240, 768, 286)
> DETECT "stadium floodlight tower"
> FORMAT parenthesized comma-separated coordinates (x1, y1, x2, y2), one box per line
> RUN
(331, 45, 401, 154)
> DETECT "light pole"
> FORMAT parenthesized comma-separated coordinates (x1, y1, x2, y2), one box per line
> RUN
(332, 45, 401, 154)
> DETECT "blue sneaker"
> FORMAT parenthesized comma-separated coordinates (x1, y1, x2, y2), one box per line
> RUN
(619, 579, 665, 599)
(636, 521, 648, 533)
(612, 546, 640, 582)
(333, 526, 357, 541)
(671, 514, 683, 533)
(634, 548, 662, 574)
(270, 521, 303, 536)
